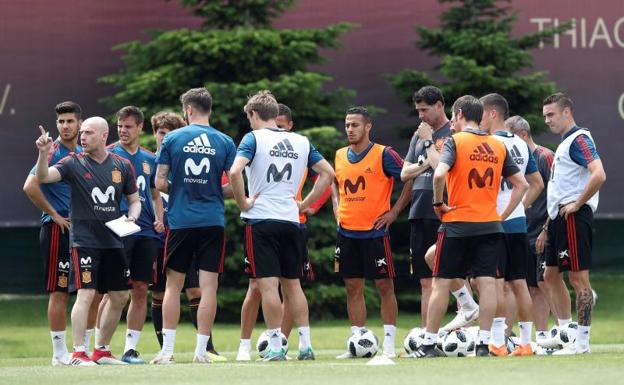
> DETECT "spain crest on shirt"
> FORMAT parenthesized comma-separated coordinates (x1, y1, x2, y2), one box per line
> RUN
(112, 169, 122, 184)
(142, 161, 151, 175)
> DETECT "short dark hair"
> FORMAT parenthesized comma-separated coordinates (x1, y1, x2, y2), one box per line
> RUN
(277, 103, 292, 122)
(452, 95, 483, 124)
(412, 85, 445, 106)
(346, 106, 372, 124)
(543, 92, 574, 113)
(244, 90, 279, 121)
(480, 93, 509, 120)
(55, 101, 81, 119)
(180, 87, 213, 115)
(150, 111, 185, 132)
(116, 106, 144, 125)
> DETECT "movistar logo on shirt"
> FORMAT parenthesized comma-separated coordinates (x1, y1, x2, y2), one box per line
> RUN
(469, 142, 499, 163)
(183, 133, 216, 155)
(269, 138, 299, 159)
(183, 157, 210, 184)
(91, 186, 116, 212)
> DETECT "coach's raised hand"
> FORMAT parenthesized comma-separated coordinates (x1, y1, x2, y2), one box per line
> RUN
(36, 125, 53, 153)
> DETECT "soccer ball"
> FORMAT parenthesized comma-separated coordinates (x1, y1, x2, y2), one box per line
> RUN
(348, 328, 379, 358)
(256, 331, 289, 358)
(442, 328, 475, 357)
(557, 322, 578, 346)
(403, 327, 425, 354)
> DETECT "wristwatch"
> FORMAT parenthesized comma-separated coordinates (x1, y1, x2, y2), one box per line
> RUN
(423, 139, 434, 149)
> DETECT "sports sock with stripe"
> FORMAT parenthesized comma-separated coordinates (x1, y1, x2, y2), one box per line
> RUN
(50, 330, 68, 360)
(518, 322, 532, 345)
(124, 329, 141, 353)
(298, 326, 311, 350)
(452, 286, 478, 311)
(491, 317, 506, 346)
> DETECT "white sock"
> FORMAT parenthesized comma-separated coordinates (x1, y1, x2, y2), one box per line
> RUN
(576, 325, 590, 351)
(536, 330, 548, 340)
(267, 328, 282, 351)
(124, 329, 141, 353)
(298, 326, 311, 350)
(478, 330, 491, 345)
(452, 286, 478, 311)
(162, 328, 176, 356)
(558, 318, 572, 326)
(382, 325, 396, 353)
(239, 339, 251, 349)
(350, 325, 362, 335)
(73, 345, 86, 353)
(50, 331, 68, 359)
(194, 334, 210, 358)
(92, 328, 100, 349)
(519, 322, 533, 345)
(491, 317, 506, 346)
(97, 345, 110, 352)
(83, 328, 94, 352)
(423, 332, 437, 346)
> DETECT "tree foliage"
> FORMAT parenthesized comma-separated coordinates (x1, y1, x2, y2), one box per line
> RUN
(389, 0, 570, 134)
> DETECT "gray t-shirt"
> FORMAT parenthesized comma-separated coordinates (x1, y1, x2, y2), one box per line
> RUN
(55, 153, 137, 248)
(405, 122, 451, 220)
(439, 129, 520, 237)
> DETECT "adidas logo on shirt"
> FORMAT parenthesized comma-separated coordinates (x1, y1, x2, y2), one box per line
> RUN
(269, 138, 299, 159)
(469, 142, 498, 163)
(183, 133, 216, 155)
(509, 144, 525, 165)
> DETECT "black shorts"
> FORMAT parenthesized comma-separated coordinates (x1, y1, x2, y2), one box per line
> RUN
(500, 233, 529, 282)
(244, 221, 303, 279)
(70, 247, 131, 294)
(151, 246, 200, 292)
(164, 227, 225, 274)
(433, 230, 504, 279)
(409, 219, 440, 279)
(299, 227, 315, 281)
(334, 233, 395, 280)
(545, 205, 593, 272)
(40, 222, 71, 293)
(123, 235, 157, 283)
(526, 243, 546, 288)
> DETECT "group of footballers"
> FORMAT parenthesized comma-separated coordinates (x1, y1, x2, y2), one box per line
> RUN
(25, 84, 605, 366)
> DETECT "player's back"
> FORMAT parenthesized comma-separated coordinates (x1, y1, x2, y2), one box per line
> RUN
(158, 124, 236, 230)
(492, 131, 531, 218)
(242, 128, 311, 223)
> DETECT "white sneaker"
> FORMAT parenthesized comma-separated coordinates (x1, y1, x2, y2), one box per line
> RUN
(552, 344, 590, 355)
(335, 351, 355, 359)
(536, 336, 561, 349)
(150, 352, 175, 365)
(51, 353, 71, 366)
(236, 346, 251, 362)
(192, 354, 212, 363)
(439, 307, 479, 333)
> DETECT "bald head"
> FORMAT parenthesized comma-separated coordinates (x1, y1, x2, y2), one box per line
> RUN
(82, 116, 109, 134)
(80, 116, 110, 154)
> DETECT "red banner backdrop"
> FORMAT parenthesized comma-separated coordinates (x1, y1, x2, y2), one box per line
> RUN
(1, 0, 622, 225)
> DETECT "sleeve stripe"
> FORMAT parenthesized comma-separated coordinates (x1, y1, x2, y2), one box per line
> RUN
(386, 147, 404, 167)
(576, 136, 596, 163)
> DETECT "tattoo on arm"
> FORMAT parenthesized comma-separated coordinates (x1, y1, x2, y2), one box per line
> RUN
(576, 287, 593, 326)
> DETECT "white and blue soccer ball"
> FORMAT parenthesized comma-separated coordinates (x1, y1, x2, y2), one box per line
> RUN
(403, 327, 425, 354)
(557, 322, 578, 346)
(348, 328, 379, 358)
(256, 332, 289, 358)
(442, 328, 475, 357)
